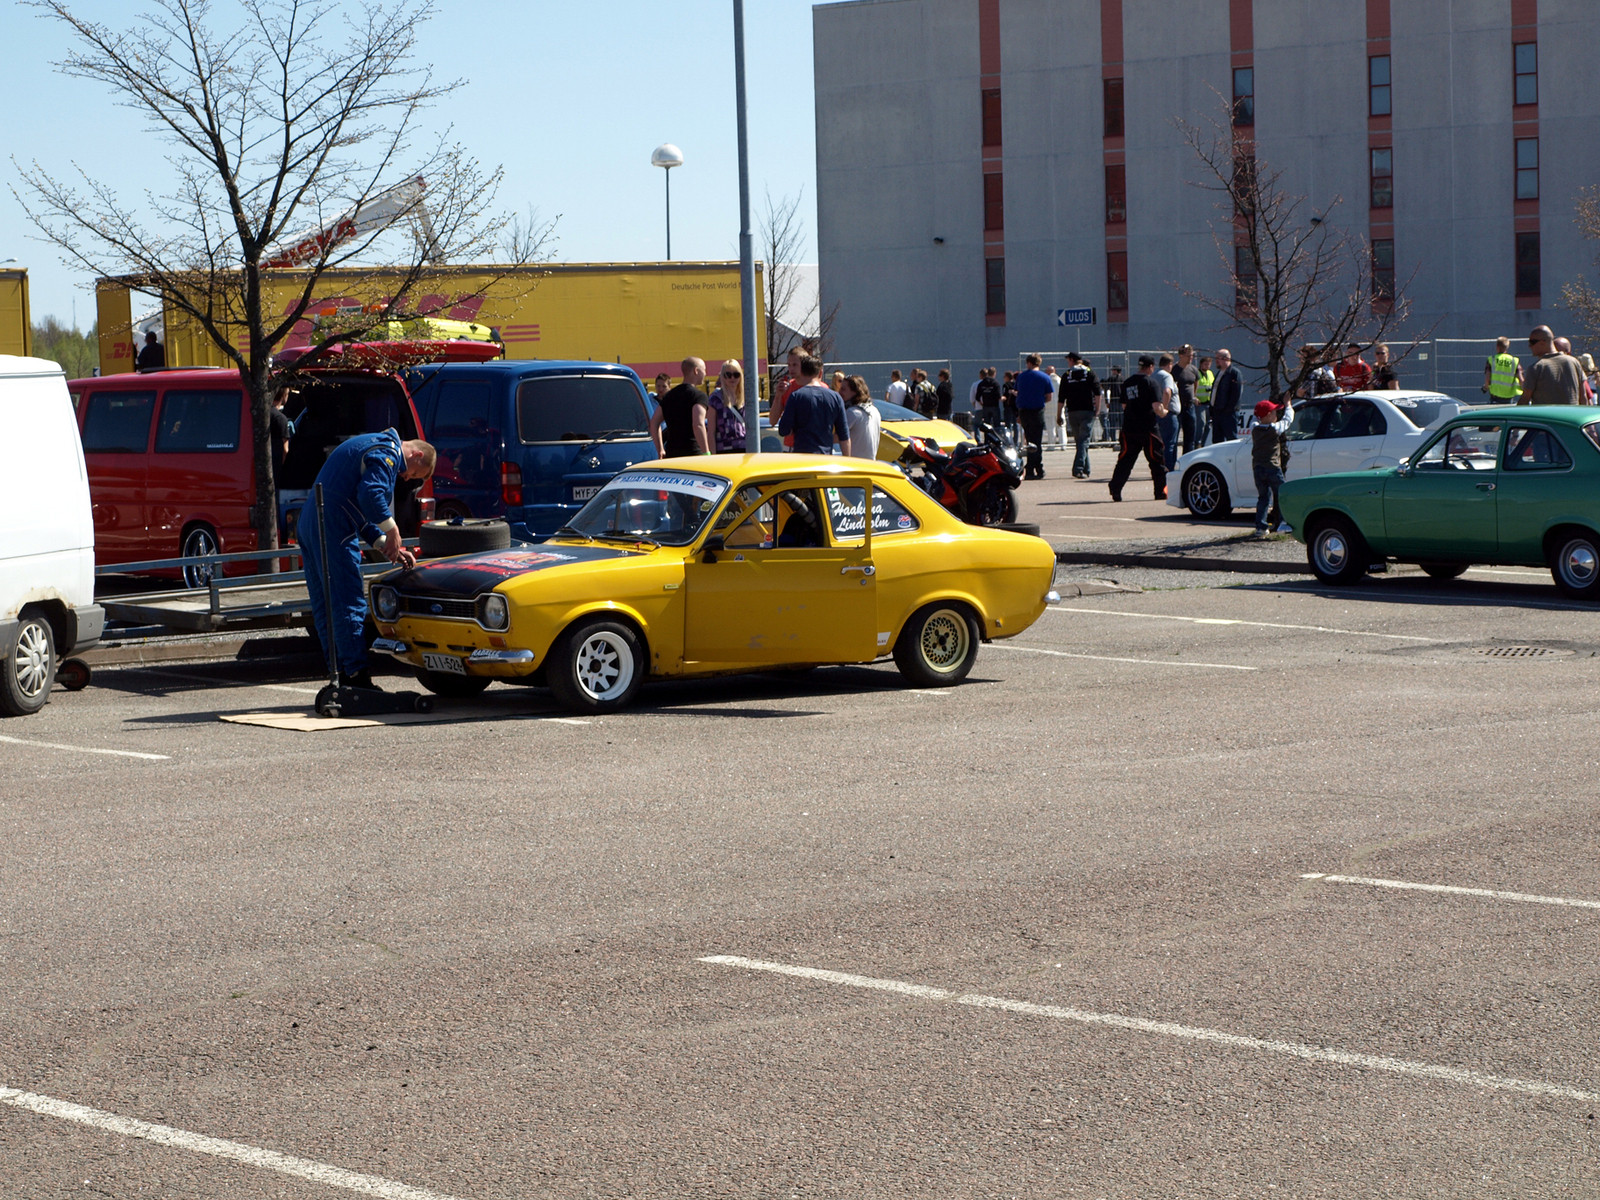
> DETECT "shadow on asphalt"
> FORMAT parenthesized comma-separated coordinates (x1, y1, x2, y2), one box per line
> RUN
(1237, 572, 1594, 613)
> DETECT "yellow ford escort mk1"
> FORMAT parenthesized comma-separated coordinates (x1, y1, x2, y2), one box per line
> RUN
(369, 454, 1059, 713)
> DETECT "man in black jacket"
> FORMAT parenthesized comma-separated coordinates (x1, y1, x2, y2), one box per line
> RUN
(1108, 356, 1167, 501)
(1210, 348, 1242, 442)
(1056, 351, 1101, 479)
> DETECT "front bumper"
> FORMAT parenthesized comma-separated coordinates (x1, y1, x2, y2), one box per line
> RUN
(372, 636, 536, 666)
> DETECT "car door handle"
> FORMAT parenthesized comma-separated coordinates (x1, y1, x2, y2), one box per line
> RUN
(841, 564, 876, 576)
(1476, 482, 1496, 492)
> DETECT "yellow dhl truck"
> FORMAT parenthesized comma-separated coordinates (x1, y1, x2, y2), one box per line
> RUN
(95, 261, 767, 386)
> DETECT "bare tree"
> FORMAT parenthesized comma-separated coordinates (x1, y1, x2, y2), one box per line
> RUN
(1560, 186, 1600, 345)
(759, 187, 836, 386)
(1175, 97, 1424, 401)
(13, 0, 539, 553)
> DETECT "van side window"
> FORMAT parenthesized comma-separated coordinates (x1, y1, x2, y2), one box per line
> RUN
(516, 375, 650, 443)
(81, 391, 155, 453)
(431, 380, 497, 488)
(155, 390, 242, 453)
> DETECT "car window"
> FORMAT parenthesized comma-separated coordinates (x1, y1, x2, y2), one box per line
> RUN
(823, 485, 920, 542)
(715, 484, 825, 550)
(1413, 423, 1502, 471)
(1389, 395, 1455, 429)
(80, 390, 155, 453)
(155, 390, 242, 453)
(1504, 426, 1572, 471)
(1320, 401, 1386, 439)
(430, 379, 493, 436)
(428, 379, 498, 489)
(566, 468, 729, 546)
(517, 375, 650, 442)
(1286, 403, 1327, 441)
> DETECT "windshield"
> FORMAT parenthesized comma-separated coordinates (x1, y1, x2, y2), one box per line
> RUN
(562, 468, 730, 545)
(873, 398, 928, 422)
(1388, 395, 1457, 429)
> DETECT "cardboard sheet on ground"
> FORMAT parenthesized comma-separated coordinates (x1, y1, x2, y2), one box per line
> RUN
(219, 691, 585, 731)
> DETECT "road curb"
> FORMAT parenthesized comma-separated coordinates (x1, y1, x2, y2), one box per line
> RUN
(1055, 549, 1311, 575)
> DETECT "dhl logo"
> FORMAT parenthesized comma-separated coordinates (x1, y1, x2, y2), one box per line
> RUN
(502, 324, 541, 343)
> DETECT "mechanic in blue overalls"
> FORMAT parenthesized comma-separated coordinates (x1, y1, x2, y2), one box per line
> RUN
(299, 429, 435, 688)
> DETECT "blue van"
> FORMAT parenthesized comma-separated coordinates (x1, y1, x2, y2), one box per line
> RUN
(403, 359, 659, 541)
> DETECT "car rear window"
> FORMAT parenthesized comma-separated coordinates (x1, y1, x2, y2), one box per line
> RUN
(824, 485, 921, 541)
(516, 375, 649, 443)
(1389, 396, 1455, 428)
(80, 390, 155, 453)
(155, 389, 241, 453)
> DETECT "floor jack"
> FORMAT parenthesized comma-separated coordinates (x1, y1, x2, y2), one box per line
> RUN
(309, 482, 434, 718)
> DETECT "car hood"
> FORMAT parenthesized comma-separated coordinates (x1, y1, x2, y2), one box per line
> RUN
(388, 544, 638, 598)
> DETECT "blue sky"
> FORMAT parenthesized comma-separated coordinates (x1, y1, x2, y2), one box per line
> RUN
(1, 0, 821, 327)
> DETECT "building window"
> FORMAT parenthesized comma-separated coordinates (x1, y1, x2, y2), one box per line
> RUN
(1103, 77, 1124, 138)
(1106, 251, 1128, 312)
(1369, 56, 1391, 116)
(1515, 138, 1539, 200)
(1514, 42, 1537, 106)
(1516, 232, 1540, 298)
(981, 88, 1002, 147)
(985, 257, 1006, 316)
(1104, 164, 1126, 224)
(1372, 239, 1395, 302)
(1370, 147, 1393, 209)
(983, 172, 1004, 232)
(1234, 245, 1258, 315)
(1232, 67, 1255, 127)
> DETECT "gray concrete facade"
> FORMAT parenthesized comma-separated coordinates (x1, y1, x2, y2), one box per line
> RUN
(814, 0, 1600, 381)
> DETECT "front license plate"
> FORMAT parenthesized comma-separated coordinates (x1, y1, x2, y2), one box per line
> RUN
(421, 652, 467, 675)
(572, 484, 601, 501)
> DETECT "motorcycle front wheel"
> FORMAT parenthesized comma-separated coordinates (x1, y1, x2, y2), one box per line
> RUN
(970, 480, 1018, 525)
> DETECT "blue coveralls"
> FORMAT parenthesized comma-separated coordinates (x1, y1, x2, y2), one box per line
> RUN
(299, 429, 405, 679)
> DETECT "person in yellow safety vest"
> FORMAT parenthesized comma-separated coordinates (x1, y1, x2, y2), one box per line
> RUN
(1482, 335, 1524, 401)
(1194, 355, 1215, 446)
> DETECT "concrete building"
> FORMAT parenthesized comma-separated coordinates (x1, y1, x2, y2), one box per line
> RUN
(813, 0, 1599, 391)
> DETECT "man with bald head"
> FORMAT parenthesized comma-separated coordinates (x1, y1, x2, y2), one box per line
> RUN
(650, 356, 713, 456)
(1522, 327, 1585, 405)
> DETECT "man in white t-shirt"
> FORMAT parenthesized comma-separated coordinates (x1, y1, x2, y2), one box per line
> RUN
(884, 370, 908, 407)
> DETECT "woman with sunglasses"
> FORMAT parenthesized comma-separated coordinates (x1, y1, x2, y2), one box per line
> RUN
(708, 361, 748, 453)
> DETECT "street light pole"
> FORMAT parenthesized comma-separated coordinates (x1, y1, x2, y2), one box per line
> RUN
(651, 144, 684, 260)
(732, 0, 761, 452)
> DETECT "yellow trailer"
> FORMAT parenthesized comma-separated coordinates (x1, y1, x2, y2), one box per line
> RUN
(0, 269, 31, 357)
(95, 261, 767, 385)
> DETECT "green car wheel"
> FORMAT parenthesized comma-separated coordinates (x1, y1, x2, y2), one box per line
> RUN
(1549, 529, 1600, 600)
(1307, 516, 1370, 586)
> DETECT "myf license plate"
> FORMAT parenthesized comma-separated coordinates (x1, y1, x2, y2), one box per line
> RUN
(572, 485, 601, 501)
(421, 652, 466, 675)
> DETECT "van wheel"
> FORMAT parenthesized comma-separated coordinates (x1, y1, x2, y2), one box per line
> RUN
(1, 613, 56, 716)
(893, 602, 980, 687)
(181, 524, 219, 588)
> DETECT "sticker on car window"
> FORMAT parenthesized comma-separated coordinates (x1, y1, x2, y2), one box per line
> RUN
(604, 471, 724, 497)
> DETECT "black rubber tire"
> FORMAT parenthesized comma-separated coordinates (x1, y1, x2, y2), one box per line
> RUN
(998, 522, 1042, 537)
(1183, 465, 1232, 518)
(1306, 515, 1371, 586)
(971, 480, 1018, 526)
(546, 618, 645, 714)
(417, 670, 492, 698)
(1419, 562, 1469, 580)
(57, 658, 92, 691)
(181, 523, 219, 589)
(1547, 529, 1600, 600)
(0, 612, 56, 716)
(418, 518, 511, 558)
(893, 602, 981, 688)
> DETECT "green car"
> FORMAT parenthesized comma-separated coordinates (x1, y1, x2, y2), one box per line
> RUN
(1279, 405, 1600, 598)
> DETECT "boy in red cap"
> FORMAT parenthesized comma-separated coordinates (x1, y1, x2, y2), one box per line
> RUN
(1250, 396, 1293, 536)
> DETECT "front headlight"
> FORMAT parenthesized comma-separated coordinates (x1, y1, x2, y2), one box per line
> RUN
(480, 592, 509, 631)
(372, 585, 399, 622)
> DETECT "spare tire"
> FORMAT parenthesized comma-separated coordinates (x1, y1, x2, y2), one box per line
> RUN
(419, 518, 511, 558)
(998, 522, 1042, 538)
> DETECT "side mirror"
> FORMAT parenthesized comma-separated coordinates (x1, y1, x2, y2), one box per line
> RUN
(702, 534, 725, 562)
(1395, 459, 1410, 477)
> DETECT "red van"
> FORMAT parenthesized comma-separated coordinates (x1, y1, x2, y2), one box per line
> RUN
(69, 358, 440, 585)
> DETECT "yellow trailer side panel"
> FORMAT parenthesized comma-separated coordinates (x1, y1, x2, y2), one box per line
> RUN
(0, 271, 32, 357)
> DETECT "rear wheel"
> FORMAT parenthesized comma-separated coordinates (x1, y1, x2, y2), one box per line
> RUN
(1307, 516, 1370, 586)
(1419, 562, 1469, 581)
(893, 602, 981, 687)
(1, 613, 56, 716)
(417, 670, 492, 698)
(181, 524, 219, 588)
(971, 481, 1017, 526)
(1183, 465, 1232, 518)
(1548, 529, 1600, 599)
(547, 618, 644, 713)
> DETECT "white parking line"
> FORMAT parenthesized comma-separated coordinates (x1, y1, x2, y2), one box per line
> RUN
(259, 684, 324, 695)
(699, 955, 1600, 1103)
(990, 644, 1256, 671)
(1302, 873, 1600, 911)
(1046, 606, 1441, 642)
(0, 734, 168, 762)
(0, 1086, 469, 1200)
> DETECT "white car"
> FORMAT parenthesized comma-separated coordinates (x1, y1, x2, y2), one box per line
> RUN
(1169, 390, 1471, 518)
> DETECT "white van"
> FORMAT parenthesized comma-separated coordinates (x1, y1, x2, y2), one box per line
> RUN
(0, 355, 103, 715)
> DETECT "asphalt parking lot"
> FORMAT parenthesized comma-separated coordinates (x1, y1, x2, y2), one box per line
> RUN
(6, 460, 1600, 1197)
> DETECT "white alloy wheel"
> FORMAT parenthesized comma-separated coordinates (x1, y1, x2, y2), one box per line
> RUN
(574, 629, 636, 702)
